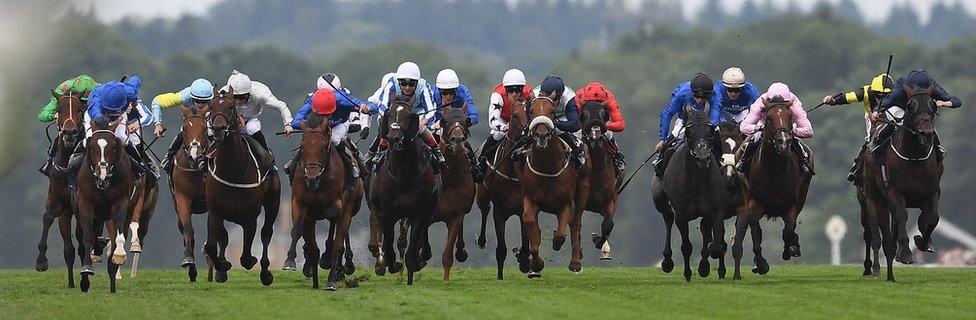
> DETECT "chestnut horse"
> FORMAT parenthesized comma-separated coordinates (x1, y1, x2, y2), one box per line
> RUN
(518, 95, 590, 278)
(430, 105, 474, 281)
(168, 105, 212, 282)
(203, 88, 281, 286)
(476, 99, 531, 280)
(578, 101, 620, 260)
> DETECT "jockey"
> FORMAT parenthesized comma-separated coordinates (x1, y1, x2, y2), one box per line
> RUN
(154, 78, 215, 173)
(713, 67, 760, 123)
(821, 73, 893, 181)
(319, 73, 371, 140)
(430, 68, 483, 182)
(285, 87, 377, 181)
(575, 81, 626, 173)
(478, 68, 534, 172)
(37, 74, 99, 176)
(81, 76, 157, 180)
(513, 75, 586, 169)
(222, 70, 293, 157)
(737, 82, 815, 176)
(363, 72, 396, 140)
(363, 61, 447, 173)
(871, 70, 960, 163)
(653, 73, 723, 177)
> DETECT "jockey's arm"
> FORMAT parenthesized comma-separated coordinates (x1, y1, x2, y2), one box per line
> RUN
(932, 83, 962, 108)
(605, 94, 625, 132)
(488, 92, 507, 132)
(39, 95, 58, 123)
(150, 90, 185, 126)
(739, 101, 765, 136)
(290, 97, 313, 130)
(555, 98, 581, 133)
(261, 91, 293, 128)
(658, 93, 684, 142)
(459, 85, 480, 126)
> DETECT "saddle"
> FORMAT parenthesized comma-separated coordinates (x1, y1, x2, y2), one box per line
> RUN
(244, 135, 276, 172)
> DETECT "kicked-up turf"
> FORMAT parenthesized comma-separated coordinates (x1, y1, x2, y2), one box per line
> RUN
(1, 265, 974, 319)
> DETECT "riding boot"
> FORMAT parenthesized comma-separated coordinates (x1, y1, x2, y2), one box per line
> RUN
(162, 131, 185, 174)
(847, 143, 867, 182)
(559, 132, 586, 169)
(137, 143, 159, 180)
(345, 139, 365, 175)
(125, 143, 148, 181)
(283, 150, 300, 177)
(736, 140, 759, 174)
(652, 139, 672, 178)
(793, 141, 815, 176)
(39, 143, 57, 177)
(870, 124, 894, 151)
(423, 133, 448, 173)
(607, 137, 626, 173)
(245, 131, 276, 171)
(335, 142, 358, 189)
(364, 135, 382, 173)
(67, 144, 85, 190)
(464, 141, 484, 182)
(934, 131, 946, 161)
(510, 135, 529, 163)
(711, 130, 723, 164)
(478, 137, 502, 173)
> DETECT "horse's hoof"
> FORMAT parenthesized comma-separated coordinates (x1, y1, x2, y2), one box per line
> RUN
(111, 253, 127, 266)
(661, 258, 674, 273)
(782, 251, 792, 261)
(518, 260, 531, 274)
(914, 235, 935, 253)
(324, 285, 338, 292)
(698, 262, 710, 278)
(302, 263, 315, 278)
(35, 258, 49, 272)
(188, 265, 198, 282)
(388, 262, 403, 274)
(790, 246, 801, 257)
(708, 242, 726, 259)
(476, 237, 487, 249)
(282, 259, 297, 271)
(416, 261, 428, 271)
(568, 261, 582, 273)
(683, 269, 692, 282)
(590, 233, 605, 249)
(182, 257, 196, 268)
(91, 255, 103, 263)
(129, 243, 142, 254)
(374, 267, 386, 276)
(895, 249, 915, 265)
(733, 273, 742, 280)
(862, 268, 872, 277)
(260, 270, 274, 286)
(420, 249, 433, 262)
(343, 262, 356, 276)
(527, 271, 541, 279)
(80, 276, 90, 292)
(215, 271, 228, 283)
(80, 266, 95, 276)
(753, 258, 770, 275)
(216, 260, 232, 272)
(599, 253, 612, 261)
(336, 272, 346, 281)
(456, 249, 469, 262)
(241, 256, 258, 270)
(552, 234, 566, 251)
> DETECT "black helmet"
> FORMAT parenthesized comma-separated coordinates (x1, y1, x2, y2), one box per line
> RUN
(691, 73, 713, 97)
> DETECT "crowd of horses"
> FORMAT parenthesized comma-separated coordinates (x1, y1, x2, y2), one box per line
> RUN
(33, 83, 945, 293)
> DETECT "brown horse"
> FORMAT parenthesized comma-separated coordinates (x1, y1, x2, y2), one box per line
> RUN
(861, 84, 944, 282)
(75, 118, 135, 293)
(579, 101, 620, 260)
(123, 138, 159, 280)
(518, 95, 590, 278)
(168, 105, 211, 282)
(475, 100, 530, 280)
(430, 105, 474, 281)
(733, 102, 813, 280)
(203, 88, 281, 286)
(367, 95, 439, 285)
(35, 91, 85, 288)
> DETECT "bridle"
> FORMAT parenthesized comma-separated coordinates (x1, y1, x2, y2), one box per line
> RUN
(298, 129, 331, 190)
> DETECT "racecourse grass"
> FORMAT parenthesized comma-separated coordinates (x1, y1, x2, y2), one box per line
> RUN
(1, 265, 973, 319)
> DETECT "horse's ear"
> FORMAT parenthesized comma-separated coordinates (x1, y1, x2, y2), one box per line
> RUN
(198, 104, 210, 114)
(926, 83, 935, 95)
(299, 121, 308, 131)
(761, 97, 772, 109)
(903, 83, 914, 96)
(180, 105, 190, 116)
(51, 89, 61, 100)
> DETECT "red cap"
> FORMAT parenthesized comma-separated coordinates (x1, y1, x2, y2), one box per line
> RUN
(578, 82, 609, 103)
(311, 89, 337, 116)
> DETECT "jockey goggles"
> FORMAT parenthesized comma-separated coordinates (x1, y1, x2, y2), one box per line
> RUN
(440, 88, 457, 96)
(726, 87, 742, 94)
(504, 85, 524, 94)
(398, 79, 418, 87)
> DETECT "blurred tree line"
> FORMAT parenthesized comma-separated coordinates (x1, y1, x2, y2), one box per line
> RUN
(0, 3, 973, 269)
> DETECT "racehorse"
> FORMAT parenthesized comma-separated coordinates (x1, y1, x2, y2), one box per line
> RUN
(861, 83, 944, 282)
(367, 95, 439, 285)
(518, 94, 590, 278)
(203, 88, 281, 286)
(476, 99, 530, 280)
(733, 100, 814, 279)
(430, 105, 474, 281)
(579, 101, 621, 260)
(651, 107, 728, 281)
(168, 105, 212, 282)
(35, 91, 85, 288)
(75, 118, 135, 293)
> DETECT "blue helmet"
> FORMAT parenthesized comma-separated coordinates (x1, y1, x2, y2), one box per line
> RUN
(907, 70, 933, 88)
(123, 75, 142, 103)
(99, 82, 129, 112)
(189, 78, 214, 100)
(540, 75, 565, 96)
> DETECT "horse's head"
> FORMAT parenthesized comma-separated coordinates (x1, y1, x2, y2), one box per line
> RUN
(528, 94, 557, 149)
(386, 95, 420, 151)
(52, 90, 84, 149)
(508, 99, 528, 140)
(441, 104, 470, 151)
(298, 114, 332, 190)
(85, 118, 124, 190)
(580, 101, 608, 149)
(903, 84, 938, 146)
(207, 87, 239, 142)
(761, 97, 795, 155)
(718, 121, 744, 177)
(684, 106, 714, 169)
(180, 105, 209, 169)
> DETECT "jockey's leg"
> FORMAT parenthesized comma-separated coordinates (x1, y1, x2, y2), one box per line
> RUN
(464, 140, 484, 183)
(848, 141, 867, 182)
(605, 131, 626, 173)
(420, 126, 447, 172)
(934, 131, 945, 161)
(331, 122, 358, 180)
(871, 123, 894, 166)
(558, 131, 586, 169)
(39, 141, 58, 177)
(793, 140, 814, 176)
(711, 129, 723, 163)
(478, 131, 505, 170)
(364, 113, 388, 172)
(736, 134, 761, 174)
(162, 131, 185, 174)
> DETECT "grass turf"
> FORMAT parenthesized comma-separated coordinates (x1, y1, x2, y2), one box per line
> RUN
(1, 265, 974, 319)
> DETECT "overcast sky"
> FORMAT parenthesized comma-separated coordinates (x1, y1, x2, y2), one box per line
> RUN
(73, 0, 975, 24)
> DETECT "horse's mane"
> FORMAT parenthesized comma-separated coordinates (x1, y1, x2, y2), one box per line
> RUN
(305, 113, 326, 128)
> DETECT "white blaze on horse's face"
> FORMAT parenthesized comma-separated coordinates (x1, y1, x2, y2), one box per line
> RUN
(590, 126, 601, 140)
(97, 138, 109, 180)
(189, 139, 201, 160)
(725, 138, 737, 154)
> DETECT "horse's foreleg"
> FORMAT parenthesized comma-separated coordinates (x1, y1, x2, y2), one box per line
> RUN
(382, 218, 401, 274)
(368, 210, 386, 275)
(476, 188, 491, 249)
(259, 191, 280, 287)
(698, 218, 712, 278)
(405, 215, 430, 285)
(283, 197, 302, 271)
(301, 218, 319, 288)
(870, 196, 897, 282)
(240, 221, 258, 270)
(914, 198, 939, 254)
(660, 205, 675, 273)
(552, 202, 571, 252)
(521, 198, 544, 277)
(322, 222, 337, 270)
(326, 212, 352, 291)
(493, 213, 508, 280)
(442, 217, 462, 281)
(174, 196, 197, 277)
(56, 213, 76, 288)
(731, 214, 747, 280)
(568, 207, 583, 273)
(781, 208, 800, 260)
(35, 208, 58, 272)
(885, 191, 913, 264)
(677, 218, 693, 282)
(749, 214, 768, 275)
(455, 218, 468, 263)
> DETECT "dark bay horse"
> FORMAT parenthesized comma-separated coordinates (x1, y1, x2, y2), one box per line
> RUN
(169, 105, 211, 282)
(862, 84, 944, 282)
(431, 105, 474, 281)
(734, 101, 813, 279)
(519, 95, 590, 278)
(75, 119, 135, 293)
(35, 91, 85, 288)
(367, 95, 439, 285)
(203, 88, 281, 286)
(476, 100, 530, 280)
(285, 116, 362, 291)
(579, 101, 621, 260)
(122, 137, 159, 280)
(651, 107, 727, 282)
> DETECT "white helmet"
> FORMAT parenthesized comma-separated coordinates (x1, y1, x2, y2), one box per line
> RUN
(502, 69, 526, 86)
(722, 67, 746, 88)
(435, 69, 460, 89)
(396, 61, 421, 81)
(317, 73, 342, 89)
(227, 70, 253, 94)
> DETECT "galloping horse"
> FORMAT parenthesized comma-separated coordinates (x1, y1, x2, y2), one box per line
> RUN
(35, 91, 85, 288)
(733, 100, 813, 279)
(476, 99, 530, 280)
(579, 101, 621, 260)
(518, 95, 590, 278)
(169, 105, 211, 282)
(75, 118, 135, 293)
(651, 107, 727, 281)
(367, 95, 439, 285)
(203, 88, 281, 286)
(431, 105, 474, 281)
(861, 84, 944, 282)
